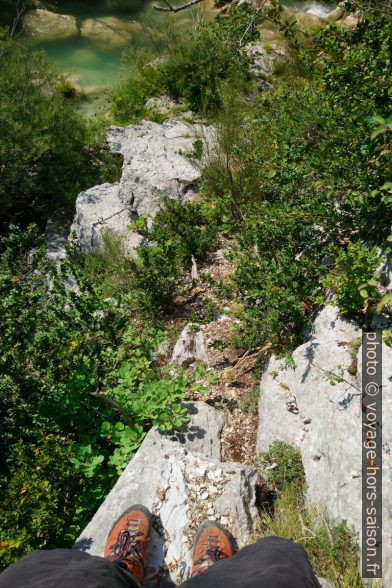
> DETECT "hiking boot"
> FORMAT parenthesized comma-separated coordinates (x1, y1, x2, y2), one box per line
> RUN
(104, 504, 151, 584)
(191, 520, 236, 577)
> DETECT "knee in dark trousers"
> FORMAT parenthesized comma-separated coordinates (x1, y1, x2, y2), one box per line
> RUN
(180, 536, 321, 588)
(0, 537, 320, 588)
(0, 548, 139, 588)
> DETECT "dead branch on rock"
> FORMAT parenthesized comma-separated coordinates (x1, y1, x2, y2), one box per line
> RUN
(232, 344, 272, 376)
(10, 1, 26, 38)
(153, 0, 204, 13)
(90, 389, 136, 427)
(238, 0, 266, 48)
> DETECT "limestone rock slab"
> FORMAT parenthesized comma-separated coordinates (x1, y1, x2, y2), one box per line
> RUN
(75, 402, 258, 586)
(171, 324, 209, 368)
(106, 120, 212, 222)
(257, 306, 392, 585)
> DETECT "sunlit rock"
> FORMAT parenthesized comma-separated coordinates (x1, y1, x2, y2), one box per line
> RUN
(292, 10, 324, 31)
(257, 306, 392, 586)
(22, 9, 79, 42)
(337, 13, 359, 29)
(80, 17, 135, 50)
(172, 324, 209, 368)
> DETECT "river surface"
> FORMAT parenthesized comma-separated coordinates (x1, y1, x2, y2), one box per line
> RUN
(0, 0, 335, 100)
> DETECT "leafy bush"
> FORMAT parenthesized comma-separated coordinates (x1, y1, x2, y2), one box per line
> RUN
(0, 226, 188, 566)
(160, 6, 257, 111)
(126, 240, 184, 316)
(321, 242, 381, 316)
(0, 32, 120, 229)
(80, 199, 218, 316)
(198, 8, 392, 353)
(259, 440, 305, 493)
(146, 200, 219, 263)
(111, 54, 166, 124)
(111, 4, 268, 121)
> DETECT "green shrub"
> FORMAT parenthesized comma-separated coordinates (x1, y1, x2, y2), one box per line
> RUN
(127, 240, 184, 315)
(111, 4, 267, 120)
(198, 8, 391, 354)
(160, 16, 251, 111)
(259, 440, 305, 494)
(0, 225, 187, 566)
(111, 55, 166, 124)
(80, 199, 218, 316)
(0, 33, 117, 228)
(321, 241, 381, 316)
(147, 200, 219, 263)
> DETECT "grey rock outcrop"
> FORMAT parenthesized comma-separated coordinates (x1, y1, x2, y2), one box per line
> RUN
(257, 306, 392, 585)
(70, 182, 142, 253)
(45, 216, 72, 261)
(76, 402, 258, 586)
(23, 9, 79, 41)
(106, 120, 212, 222)
(68, 120, 212, 255)
(171, 324, 209, 368)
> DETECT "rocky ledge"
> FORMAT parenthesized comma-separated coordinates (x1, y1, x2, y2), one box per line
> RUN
(75, 402, 258, 587)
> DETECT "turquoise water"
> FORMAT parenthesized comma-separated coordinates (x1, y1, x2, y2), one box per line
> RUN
(0, 0, 335, 102)
(8, 0, 215, 101)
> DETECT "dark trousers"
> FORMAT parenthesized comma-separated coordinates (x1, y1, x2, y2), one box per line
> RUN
(0, 537, 321, 588)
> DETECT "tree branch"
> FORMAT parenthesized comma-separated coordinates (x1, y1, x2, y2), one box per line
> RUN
(10, 1, 26, 38)
(90, 389, 135, 427)
(238, 0, 267, 48)
(153, 0, 204, 13)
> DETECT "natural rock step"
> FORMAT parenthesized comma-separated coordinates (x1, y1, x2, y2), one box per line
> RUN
(75, 402, 258, 586)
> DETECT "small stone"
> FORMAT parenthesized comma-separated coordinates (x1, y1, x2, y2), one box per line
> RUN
(171, 323, 209, 368)
(207, 507, 215, 516)
(195, 466, 206, 477)
(200, 491, 209, 501)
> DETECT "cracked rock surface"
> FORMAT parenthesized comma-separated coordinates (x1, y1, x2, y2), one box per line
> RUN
(49, 119, 212, 257)
(75, 401, 258, 586)
(257, 305, 392, 585)
(171, 324, 209, 368)
(106, 120, 212, 222)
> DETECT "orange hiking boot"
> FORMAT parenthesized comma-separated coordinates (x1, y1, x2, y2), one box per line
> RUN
(191, 520, 236, 577)
(104, 504, 151, 585)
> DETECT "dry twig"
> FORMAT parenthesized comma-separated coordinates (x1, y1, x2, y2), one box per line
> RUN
(153, 0, 204, 13)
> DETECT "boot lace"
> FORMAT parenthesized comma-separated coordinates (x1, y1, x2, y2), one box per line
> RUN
(110, 519, 146, 568)
(193, 534, 227, 575)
